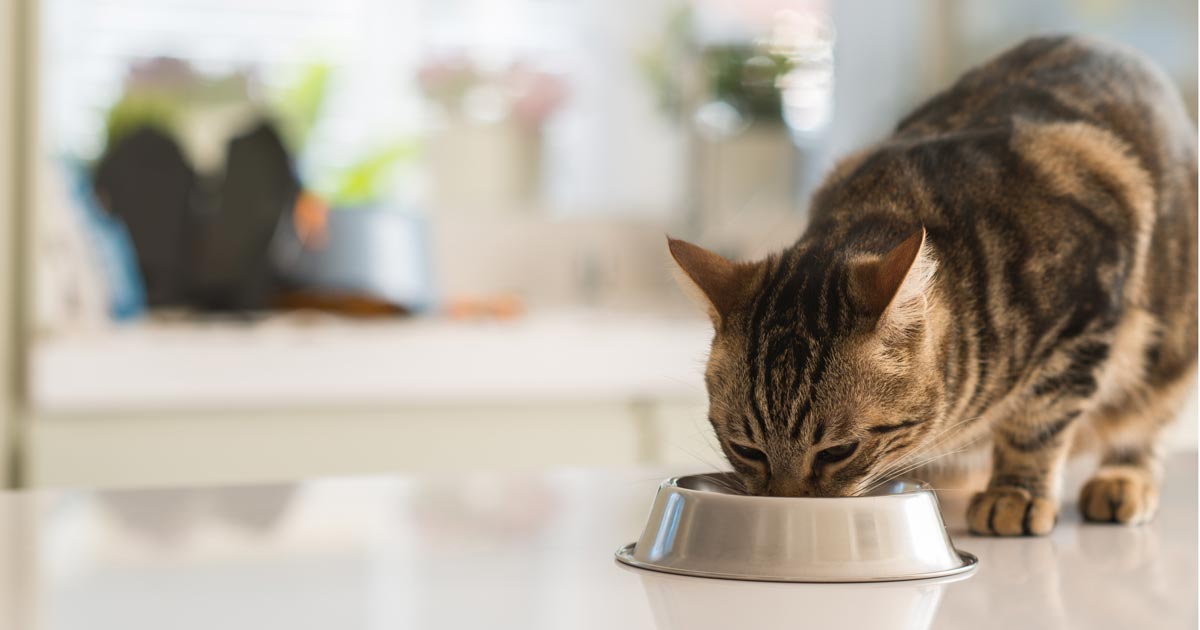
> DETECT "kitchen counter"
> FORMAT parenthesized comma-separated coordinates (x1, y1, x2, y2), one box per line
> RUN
(30, 311, 712, 412)
(1, 454, 1194, 629)
(23, 311, 717, 487)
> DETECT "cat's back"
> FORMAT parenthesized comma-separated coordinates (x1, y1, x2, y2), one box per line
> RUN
(885, 35, 1197, 389)
(895, 35, 1195, 164)
(807, 35, 1195, 393)
(878, 36, 1195, 287)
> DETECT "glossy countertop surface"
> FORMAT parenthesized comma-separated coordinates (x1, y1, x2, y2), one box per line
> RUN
(0, 455, 1194, 630)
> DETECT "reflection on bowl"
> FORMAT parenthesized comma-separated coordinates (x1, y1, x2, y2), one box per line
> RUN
(624, 562, 967, 630)
(616, 473, 976, 582)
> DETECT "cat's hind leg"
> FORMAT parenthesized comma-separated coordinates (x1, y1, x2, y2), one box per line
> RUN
(1078, 373, 1192, 525)
(968, 338, 1112, 536)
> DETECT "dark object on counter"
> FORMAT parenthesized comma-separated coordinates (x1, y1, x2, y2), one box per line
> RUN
(94, 121, 299, 312)
(93, 127, 195, 307)
(271, 205, 433, 313)
(91, 120, 424, 315)
(272, 290, 411, 317)
(190, 122, 299, 310)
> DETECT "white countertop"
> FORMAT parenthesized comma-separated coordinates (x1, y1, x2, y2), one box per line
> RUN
(0, 454, 1194, 630)
(30, 311, 712, 412)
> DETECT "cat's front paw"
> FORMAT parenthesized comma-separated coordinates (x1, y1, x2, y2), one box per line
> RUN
(967, 487, 1058, 536)
(1079, 468, 1159, 525)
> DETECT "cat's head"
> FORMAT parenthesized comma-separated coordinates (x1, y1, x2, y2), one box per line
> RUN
(669, 229, 947, 497)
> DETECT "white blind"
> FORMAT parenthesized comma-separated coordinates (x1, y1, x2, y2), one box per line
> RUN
(40, 0, 693, 215)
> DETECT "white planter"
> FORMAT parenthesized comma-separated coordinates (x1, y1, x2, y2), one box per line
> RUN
(694, 124, 796, 221)
(429, 119, 543, 214)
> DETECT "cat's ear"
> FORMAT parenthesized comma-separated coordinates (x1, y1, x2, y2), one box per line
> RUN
(667, 237, 760, 326)
(855, 228, 937, 333)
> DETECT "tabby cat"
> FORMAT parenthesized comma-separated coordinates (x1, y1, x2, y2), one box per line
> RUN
(669, 36, 1196, 536)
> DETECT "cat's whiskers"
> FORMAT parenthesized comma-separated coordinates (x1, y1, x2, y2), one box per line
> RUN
(854, 428, 976, 496)
(695, 437, 752, 494)
(668, 430, 755, 495)
(707, 475, 748, 495)
(674, 443, 728, 475)
(867, 438, 980, 488)
(850, 421, 962, 494)
(850, 415, 982, 496)
(855, 434, 985, 497)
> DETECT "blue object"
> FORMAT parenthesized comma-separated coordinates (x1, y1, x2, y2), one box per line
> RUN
(61, 159, 147, 321)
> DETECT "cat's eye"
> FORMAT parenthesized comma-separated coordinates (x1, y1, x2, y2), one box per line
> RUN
(816, 442, 859, 465)
(729, 442, 768, 464)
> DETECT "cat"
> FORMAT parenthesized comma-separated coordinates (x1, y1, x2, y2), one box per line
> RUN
(668, 36, 1196, 536)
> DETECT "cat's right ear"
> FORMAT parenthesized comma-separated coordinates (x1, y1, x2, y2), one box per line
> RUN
(667, 237, 760, 327)
(853, 228, 937, 335)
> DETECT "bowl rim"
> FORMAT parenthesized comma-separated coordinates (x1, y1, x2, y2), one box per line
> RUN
(663, 472, 934, 502)
(614, 542, 978, 583)
(613, 553, 979, 589)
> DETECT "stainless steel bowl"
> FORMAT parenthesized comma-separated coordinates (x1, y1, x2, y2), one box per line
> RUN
(615, 473, 976, 583)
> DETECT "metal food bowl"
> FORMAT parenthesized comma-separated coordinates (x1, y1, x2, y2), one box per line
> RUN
(615, 473, 976, 583)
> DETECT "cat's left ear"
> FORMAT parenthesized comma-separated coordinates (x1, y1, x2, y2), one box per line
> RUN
(853, 228, 937, 333)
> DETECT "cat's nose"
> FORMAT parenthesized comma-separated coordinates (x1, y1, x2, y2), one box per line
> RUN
(766, 478, 814, 497)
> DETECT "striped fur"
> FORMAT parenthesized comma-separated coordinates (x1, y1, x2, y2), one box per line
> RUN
(670, 36, 1196, 536)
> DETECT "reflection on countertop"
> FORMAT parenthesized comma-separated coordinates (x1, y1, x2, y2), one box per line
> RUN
(0, 456, 1194, 630)
(630, 566, 959, 630)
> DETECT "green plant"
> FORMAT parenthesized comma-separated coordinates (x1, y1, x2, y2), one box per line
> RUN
(103, 93, 182, 150)
(324, 141, 421, 207)
(270, 63, 331, 154)
(635, 4, 693, 120)
(705, 45, 793, 124)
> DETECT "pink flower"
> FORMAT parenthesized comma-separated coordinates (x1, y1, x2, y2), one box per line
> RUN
(506, 63, 568, 127)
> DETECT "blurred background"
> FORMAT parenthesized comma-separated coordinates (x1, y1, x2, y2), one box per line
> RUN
(0, 0, 1194, 488)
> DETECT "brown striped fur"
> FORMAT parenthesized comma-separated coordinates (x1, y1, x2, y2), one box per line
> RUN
(669, 36, 1196, 536)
